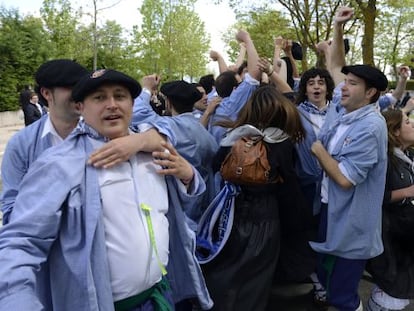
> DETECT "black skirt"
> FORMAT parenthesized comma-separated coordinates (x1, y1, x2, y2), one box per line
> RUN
(202, 188, 280, 311)
(366, 205, 414, 299)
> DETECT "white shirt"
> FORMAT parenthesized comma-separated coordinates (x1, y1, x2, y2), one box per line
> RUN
(320, 123, 352, 203)
(41, 116, 64, 146)
(309, 113, 325, 137)
(35, 103, 43, 115)
(90, 137, 169, 301)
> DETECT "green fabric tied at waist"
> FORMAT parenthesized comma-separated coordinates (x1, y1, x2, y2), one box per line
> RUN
(114, 277, 172, 311)
(322, 254, 336, 299)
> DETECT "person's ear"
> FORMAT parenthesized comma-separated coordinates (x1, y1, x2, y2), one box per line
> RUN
(77, 102, 85, 114)
(40, 87, 51, 101)
(366, 87, 377, 99)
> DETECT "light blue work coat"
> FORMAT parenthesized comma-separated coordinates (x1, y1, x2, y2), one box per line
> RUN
(0, 123, 212, 310)
(309, 98, 387, 260)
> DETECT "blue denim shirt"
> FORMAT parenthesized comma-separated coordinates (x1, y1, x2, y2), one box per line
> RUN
(133, 92, 219, 221)
(0, 127, 212, 310)
(207, 74, 259, 144)
(295, 104, 324, 186)
(1, 106, 175, 226)
(309, 93, 387, 259)
(0, 115, 52, 224)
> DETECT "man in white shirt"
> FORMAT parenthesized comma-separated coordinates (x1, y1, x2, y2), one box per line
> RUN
(0, 69, 211, 311)
(1, 60, 171, 224)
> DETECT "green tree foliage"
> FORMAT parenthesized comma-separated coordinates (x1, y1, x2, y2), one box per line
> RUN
(373, 0, 414, 78)
(97, 21, 129, 71)
(76, 20, 128, 72)
(2, 0, 412, 112)
(133, 0, 210, 81)
(223, 7, 296, 63)
(159, 5, 210, 80)
(276, 0, 344, 70)
(0, 7, 51, 111)
(349, 0, 378, 66)
(220, 0, 413, 73)
(40, 0, 80, 59)
(132, 0, 166, 76)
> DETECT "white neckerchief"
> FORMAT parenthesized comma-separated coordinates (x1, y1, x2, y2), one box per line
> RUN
(220, 124, 289, 147)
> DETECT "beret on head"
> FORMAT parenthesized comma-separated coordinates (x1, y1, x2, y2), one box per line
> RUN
(72, 69, 142, 102)
(160, 80, 202, 107)
(35, 59, 89, 88)
(341, 65, 388, 91)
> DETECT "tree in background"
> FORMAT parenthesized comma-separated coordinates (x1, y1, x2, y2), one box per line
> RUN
(159, 4, 209, 80)
(40, 0, 79, 59)
(133, 0, 209, 81)
(0, 0, 413, 112)
(132, 0, 166, 76)
(223, 7, 296, 63)
(373, 0, 414, 79)
(269, 0, 344, 70)
(0, 7, 51, 111)
(220, 0, 413, 74)
(87, 0, 122, 70)
(75, 20, 129, 72)
(219, 0, 344, 70)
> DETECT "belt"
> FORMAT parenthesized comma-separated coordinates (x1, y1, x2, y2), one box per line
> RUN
(114, 277, 172, 311)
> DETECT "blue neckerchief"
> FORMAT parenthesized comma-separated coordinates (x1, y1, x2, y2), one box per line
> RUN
(72, 120, 110, 142)
(319, 104, 377, 146)
(299, 100, 328, 116)
(196, 182, 240, 264)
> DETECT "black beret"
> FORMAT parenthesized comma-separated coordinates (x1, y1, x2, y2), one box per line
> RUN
(160, 80, 202, 107)
(35, 59, 89, 88)
(72, 69, 142, 102)
(291, 42, 303, 61)
(344, 38, 350, 55)
(341, 65, 388, 91)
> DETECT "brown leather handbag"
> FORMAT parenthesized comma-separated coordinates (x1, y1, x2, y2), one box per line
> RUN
(220, 136, 280, 185)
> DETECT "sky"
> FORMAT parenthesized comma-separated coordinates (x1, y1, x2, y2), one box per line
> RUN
(0, 0, 236, 72)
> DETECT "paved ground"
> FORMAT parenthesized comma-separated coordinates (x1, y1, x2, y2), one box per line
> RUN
(0, 122, 412, 310)
(268, 274, 376, 310)
(0, 123, 24, 224)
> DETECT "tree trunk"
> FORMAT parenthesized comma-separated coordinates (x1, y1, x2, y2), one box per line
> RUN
(360, 0, 376, 66)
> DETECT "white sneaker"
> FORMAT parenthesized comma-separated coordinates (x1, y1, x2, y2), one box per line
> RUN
(355, 300, 363, 311)
(367, 296, 392, 311)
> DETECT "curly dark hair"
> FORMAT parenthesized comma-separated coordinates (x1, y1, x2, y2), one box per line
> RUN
(295, 67, 335, 105)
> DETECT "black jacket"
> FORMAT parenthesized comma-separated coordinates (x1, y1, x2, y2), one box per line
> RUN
(24, 103, 47, 126)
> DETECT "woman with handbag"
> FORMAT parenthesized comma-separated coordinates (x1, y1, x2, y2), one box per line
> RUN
(201, 84, 306, 311)
(366, 109, 414, 311)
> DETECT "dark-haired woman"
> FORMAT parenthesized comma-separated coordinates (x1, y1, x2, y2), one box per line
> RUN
(202, 84, 306, 311)
(366, 109, 414, 311)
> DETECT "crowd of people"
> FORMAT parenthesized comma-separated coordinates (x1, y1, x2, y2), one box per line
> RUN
(0, 5, 413, 311)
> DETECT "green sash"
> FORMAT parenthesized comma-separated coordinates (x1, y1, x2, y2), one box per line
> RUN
(114, 277, 172, 311)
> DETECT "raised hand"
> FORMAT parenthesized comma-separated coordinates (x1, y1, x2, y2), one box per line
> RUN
(152, 141, 194, 183)
(142, 74, 160, 92)
(235, 29, 250, 43)
(334, 6, 354, 24)
(399, 66, 411, 80)
(209, 50, 221, 61)
(257, 57, 273, 75)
